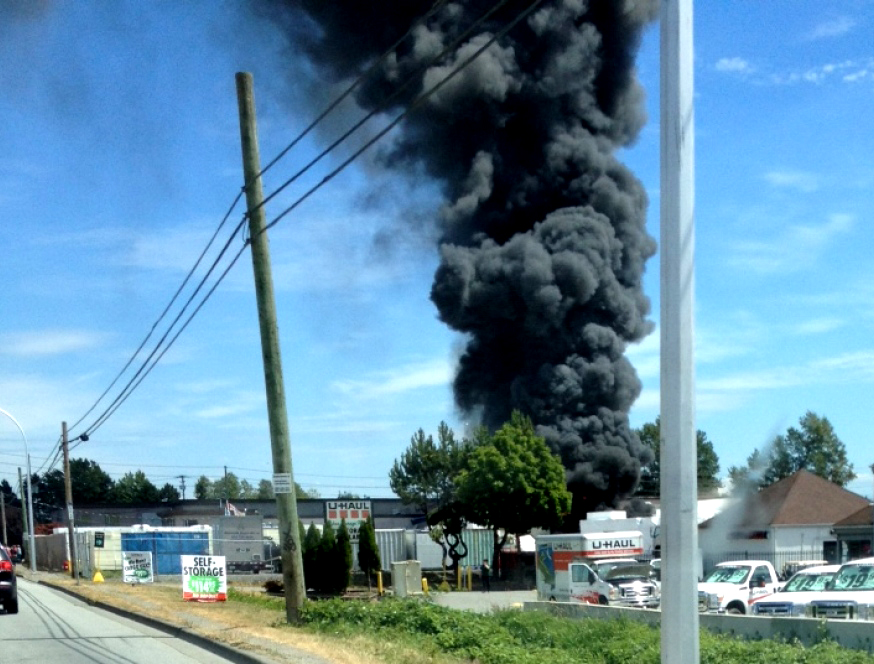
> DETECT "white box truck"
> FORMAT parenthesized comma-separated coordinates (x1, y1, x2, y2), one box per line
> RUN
(535, 531, 659, 608)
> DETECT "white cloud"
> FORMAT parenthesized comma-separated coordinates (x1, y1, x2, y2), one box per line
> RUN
(626, 333, 660, 380)
(193, 391, 264, 419)
(790, 212, 854, 246)
(763, 170, 819, 193)
(0, 329, 108, 357)
(791, 317, 845, 335)
(728, 213, 854, 275)
(805, 16, 856, 40)
(331, 357, 453, 401)
(715, 57, 752, 74)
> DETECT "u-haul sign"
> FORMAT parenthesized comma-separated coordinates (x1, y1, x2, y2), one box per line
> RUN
(325, 500, 371, 542)
(579, 530, 644, 558)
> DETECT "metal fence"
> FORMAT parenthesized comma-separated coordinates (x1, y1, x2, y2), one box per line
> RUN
(703, 549, 836, 580)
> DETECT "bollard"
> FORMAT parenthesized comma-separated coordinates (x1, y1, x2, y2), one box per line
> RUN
(377, 570, 384, 596)
(467, 565, 472, 591)
(422, 577, 429, 594)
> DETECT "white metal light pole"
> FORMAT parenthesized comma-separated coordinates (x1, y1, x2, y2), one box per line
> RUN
(0, 408, 37, 572)
(660, 0, 698, 663)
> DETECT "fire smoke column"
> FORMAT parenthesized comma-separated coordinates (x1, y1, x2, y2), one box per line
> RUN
(264, 0, 658, 520)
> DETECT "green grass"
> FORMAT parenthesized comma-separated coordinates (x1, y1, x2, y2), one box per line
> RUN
(230, 589, 874, 664)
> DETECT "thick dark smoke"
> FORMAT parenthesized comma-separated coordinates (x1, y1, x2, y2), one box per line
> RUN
(261, 0, 658, 521)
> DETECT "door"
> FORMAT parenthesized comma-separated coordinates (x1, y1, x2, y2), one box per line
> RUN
(568, 563, 601, 604)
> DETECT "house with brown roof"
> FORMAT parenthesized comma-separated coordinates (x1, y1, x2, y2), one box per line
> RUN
(832, 504, 874, 561)
(698, 470, 870, 573)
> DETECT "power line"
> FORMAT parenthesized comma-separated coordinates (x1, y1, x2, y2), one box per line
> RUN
(57, 0, 543, 451)
(85, 237, 250, 439)
(66, 193, 246, 438)
(253, 0, 515, 221)
(254, 0, 450, 183)
(261, 0, 545, 235)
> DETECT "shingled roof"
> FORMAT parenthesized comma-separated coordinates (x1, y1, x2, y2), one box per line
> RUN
(702, 469, 869, 529)
(834, 504, 874, 528)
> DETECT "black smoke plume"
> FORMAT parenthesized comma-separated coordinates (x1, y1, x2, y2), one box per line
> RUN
(261, 0, 658, 521)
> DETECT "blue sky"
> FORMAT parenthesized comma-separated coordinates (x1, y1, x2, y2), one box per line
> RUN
(2, 2, 873, 502)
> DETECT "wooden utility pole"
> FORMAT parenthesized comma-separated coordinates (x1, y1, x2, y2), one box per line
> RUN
(62, 422, 80, 583)
(235, 71, 306, 623)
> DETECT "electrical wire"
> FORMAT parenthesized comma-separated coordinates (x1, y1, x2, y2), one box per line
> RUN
(84, 231, 250, 438)
(261, 0, 545, 234)
(55, 0, 544, 461)
(254, 0, 449, 183)
(66, 192, 246, 437)
(251, 0, 515, 220)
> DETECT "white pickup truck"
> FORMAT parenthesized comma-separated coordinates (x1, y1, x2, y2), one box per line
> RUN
(806, 556, 874, 620)
(698, 560, 782, 614)
(751, 564, 840, 617)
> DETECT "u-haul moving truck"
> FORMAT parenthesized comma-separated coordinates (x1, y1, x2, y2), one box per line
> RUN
(535, 531, 659, 608)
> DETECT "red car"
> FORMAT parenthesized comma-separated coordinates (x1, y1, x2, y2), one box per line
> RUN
(0, 545, 18, 614)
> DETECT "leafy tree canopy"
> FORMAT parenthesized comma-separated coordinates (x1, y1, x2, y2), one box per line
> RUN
(158, 483, 180, 502)
(258, 479, 275, 500)
(389, 421, 481, 565)
(194, 475, 213, 500)
(727, 411, 856, 489)
(112, 470, 160, 504)
(456, 411, 571, 536)
(635, 417, 721, 496)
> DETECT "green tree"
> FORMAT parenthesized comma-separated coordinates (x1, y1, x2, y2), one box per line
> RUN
(357, 515, 381, 591)
(0, 479, 17, 506)
(36, 459, 116, 507)
(296, 482, 319, 499)
(335, 519, 353, 594)
(239, 479, 257, 499)
(112, 471, 160, 504)
(194, 475, 213, 500)
(158, 483, 180, 502)
(318, 520, 338, 594)
(727, 448, 769, 489)
(303, 523, 321, 592)
(213, 472, 241, 501)
(389, 422, 476, 570)
(635, 417, 722, 495)
(455, 411, 572, 576)
(258, 479, 275, 500)
(729, 411, 856, 488)
(35, 470, 66, 508)
(70, 458, 114, 503)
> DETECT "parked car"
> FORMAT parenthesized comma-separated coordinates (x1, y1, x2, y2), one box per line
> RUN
(0, 545, 18, 614)
(751, 564, 840, 617)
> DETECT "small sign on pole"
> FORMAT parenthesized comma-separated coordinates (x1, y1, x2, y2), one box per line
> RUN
(181, 555, 227, 602)
(272, 472, 292, 494)
(94, 531, 105, 548)
(122, 551, 154, 584)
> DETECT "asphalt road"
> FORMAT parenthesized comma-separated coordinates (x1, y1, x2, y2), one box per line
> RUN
(0, 579, 236, 664)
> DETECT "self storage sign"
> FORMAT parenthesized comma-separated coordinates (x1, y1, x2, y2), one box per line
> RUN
(181, 555, 227, 602)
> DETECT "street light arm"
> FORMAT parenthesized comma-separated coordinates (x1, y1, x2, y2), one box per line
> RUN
(0, 407, 38, 573)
